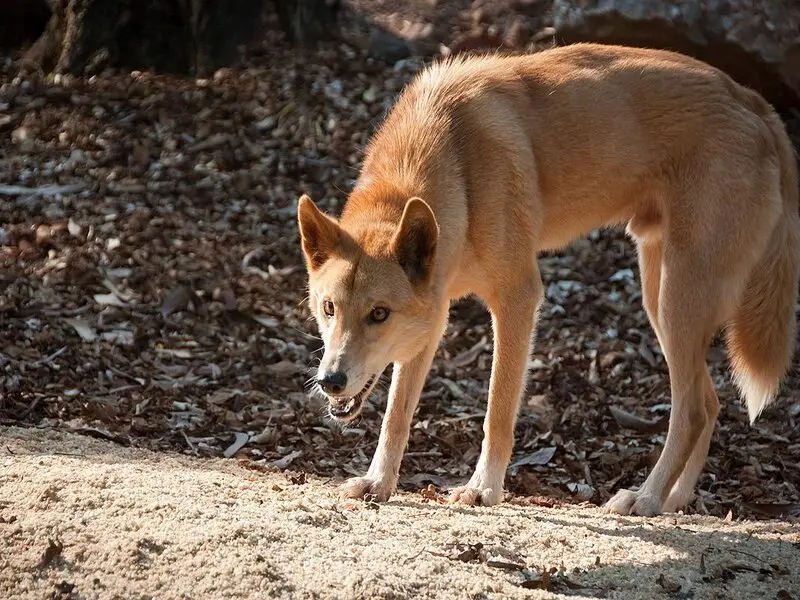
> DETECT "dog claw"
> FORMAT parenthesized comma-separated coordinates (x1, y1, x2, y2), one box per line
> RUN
(448, 485, 503, 507)
(339, 475, 395, 503)
(604, 489, 662, 516)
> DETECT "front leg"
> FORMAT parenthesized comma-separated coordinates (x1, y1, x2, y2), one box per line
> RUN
(340, 309, 448, 502)
(450, 275, 543, 506)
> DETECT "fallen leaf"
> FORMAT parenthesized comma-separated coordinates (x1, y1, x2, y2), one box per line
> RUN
(39, 538, 63, 567)
(206, 389, 244, 405)
(67, 218, 82, 237)
(271, 450, 302, 470)
(93, 293, 127, 308)
(510, 446, 556, 471)
(609, 406, 668, 434)
(102, 330, 134, 346)
(567, 482, 596, 501)
(455, 542, 483, 563)
(102, 278, 135, 302)
(63, 317, 97, 342)
(520, 569, 551, 591)
(446, 336, 490, 369)
(223, 432, 250, 458)
(160, 286, 192, 317)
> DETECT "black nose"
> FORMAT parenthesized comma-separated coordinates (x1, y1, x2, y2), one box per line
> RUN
(317, 371, 347, 395)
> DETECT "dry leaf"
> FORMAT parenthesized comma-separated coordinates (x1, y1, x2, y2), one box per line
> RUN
(93, 293, 127, 308)
(38, 538, 63, 568)
(223, 432, 250, 458)
(271, 450, 302, 470)
(510, 447, 556, 471)
(609, 406, 668, 434)
(160, 286, 192, 317)
(63, 317, 97, 342)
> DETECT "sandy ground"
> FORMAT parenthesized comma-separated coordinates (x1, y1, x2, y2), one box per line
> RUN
(1, 426, 798, 600)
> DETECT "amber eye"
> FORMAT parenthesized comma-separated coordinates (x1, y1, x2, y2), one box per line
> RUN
(369, 306, 390, 324)
(323, 300, 335, 317)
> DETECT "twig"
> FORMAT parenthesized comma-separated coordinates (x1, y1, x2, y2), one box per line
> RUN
(182, 431, 197, 455)
(724, 548, 770, 565)
(30, 347, 67, 368)
(41, 305, 93, 317)
(0, 183, 86, 196)
(107, 366, 145, 385)
(403, 547, 428, 564)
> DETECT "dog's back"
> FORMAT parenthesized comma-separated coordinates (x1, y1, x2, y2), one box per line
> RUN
(361, 44, 789, 234)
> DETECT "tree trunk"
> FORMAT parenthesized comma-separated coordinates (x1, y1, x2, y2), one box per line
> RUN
(23, 0, 269, 77)
(274, 0, 340, 47)
(0, 0, 51, 54)
(14, 0, 407, 77)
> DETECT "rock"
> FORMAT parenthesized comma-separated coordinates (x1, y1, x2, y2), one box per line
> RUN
(369, 25, 412, 64)
(11, 126, 35, 153)
(552, 0, 800, 110)
(336, 9, 412, 65)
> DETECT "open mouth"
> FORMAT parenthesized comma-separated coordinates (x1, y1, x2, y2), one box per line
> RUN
(327, 375, 377, 421)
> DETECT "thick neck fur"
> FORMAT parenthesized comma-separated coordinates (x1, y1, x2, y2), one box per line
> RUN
(338, 65, 461, 246)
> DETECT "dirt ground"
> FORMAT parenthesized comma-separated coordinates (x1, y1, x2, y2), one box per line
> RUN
(2, 426, 799, 600)
(2, 1, 800, 598)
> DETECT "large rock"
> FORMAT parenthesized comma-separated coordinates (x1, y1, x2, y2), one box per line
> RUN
(552, 0, 800, 111)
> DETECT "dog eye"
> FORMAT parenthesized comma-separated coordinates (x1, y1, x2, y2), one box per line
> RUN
(369, 307, 390, 324)
(323, 300, 335, 317)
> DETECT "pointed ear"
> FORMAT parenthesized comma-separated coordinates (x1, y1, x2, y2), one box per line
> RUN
(391, 197, 439, 284)
(297, 194, 341, 271)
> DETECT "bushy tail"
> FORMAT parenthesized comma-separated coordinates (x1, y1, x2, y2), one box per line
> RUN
(725, 109, 800, 423)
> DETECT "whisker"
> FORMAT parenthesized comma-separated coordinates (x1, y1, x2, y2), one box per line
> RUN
(287, 325, 321, 341)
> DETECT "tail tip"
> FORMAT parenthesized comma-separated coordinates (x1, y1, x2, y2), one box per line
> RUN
(737, 373, 778, 424)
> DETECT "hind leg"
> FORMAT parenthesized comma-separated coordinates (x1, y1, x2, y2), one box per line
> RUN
(627, 239, 720, 513)
(663, 373, 719, 512)
(606, 245, 726, 516)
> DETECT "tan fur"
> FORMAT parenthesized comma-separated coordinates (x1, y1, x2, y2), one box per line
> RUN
(297, 43, 800, 516)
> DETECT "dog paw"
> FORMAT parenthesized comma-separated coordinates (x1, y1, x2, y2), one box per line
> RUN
(339, 475, 395, 503)
(604, 489, 662, 516)
(448, 485, 504, 507)
(662, 489, 694, 514)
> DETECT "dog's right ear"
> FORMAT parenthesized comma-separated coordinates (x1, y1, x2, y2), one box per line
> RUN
(392, 197, 439, 284)
(297, 195, 341, 271)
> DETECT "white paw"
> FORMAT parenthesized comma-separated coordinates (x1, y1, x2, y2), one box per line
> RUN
(604, 488, 662, 516)
(448, 471, 505, 507)
(663, 489, 694, 513)
(339, 475, 396, 503)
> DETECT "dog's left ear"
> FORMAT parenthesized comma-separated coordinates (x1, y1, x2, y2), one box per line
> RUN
(391, 197, 439, 284)
(297, 194, 341, 271)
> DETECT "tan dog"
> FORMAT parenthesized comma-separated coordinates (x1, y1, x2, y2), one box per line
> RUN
(297, 43, 800, 516)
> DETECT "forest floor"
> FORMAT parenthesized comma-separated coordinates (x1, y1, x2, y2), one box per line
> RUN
(1, 1, 799, 598)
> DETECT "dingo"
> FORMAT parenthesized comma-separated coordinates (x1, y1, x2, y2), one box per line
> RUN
(297, 43, 799, 515)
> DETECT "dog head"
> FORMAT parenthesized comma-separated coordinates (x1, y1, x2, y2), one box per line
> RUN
(297, 193, 440, 421)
